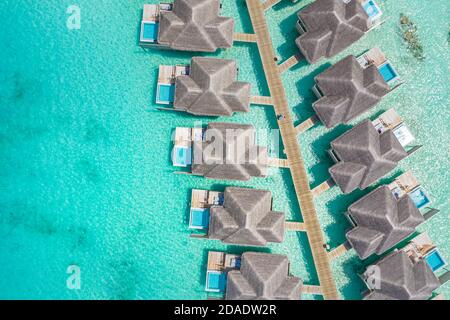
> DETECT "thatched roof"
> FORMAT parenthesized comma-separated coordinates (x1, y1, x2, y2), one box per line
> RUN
(174, 57, 251, 116)
(346, 186, 424, 259)
(208, 187, 285, 246)
(192, 123, 268, 181)
(363, 250, 440, 300)
(313, 55, 390, 128)
(295, 0, 370, 63)
(329, 120, 407, 194)
(158, 0, 234, 52)
(226, 252, 302, 300)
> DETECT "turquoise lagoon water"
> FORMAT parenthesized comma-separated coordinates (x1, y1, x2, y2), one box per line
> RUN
(0, 0, 448, 299)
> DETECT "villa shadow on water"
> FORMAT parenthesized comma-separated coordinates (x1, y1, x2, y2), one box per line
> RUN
(339, 255, 367, 300)
(293, 63, 331, 124)
(234, 42, 270, 97)
(308, 124, 350, 186)
(276, 7, 304, 64)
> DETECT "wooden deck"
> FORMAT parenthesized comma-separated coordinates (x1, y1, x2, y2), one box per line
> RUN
(295, 115, 319, 134)
(311, 178, 335, 197)
(328, 242, 351, 260)
(246, 0, 339, 300)
(233, 32, 258, 43)
(262, 0, 281, 10)
(268, 157, 290, 168)
(207, 251, 225, 271)
(207, 251, 241, 271)
(302, 285, 323, 295)
(278, 54, 302, 74)
(250, 95, 274, 106)
(285, 221, 306, 232)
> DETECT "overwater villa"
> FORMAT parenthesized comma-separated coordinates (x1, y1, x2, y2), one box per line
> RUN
(307, 48, 401, 129)
(188, 187, 285, 246)
(326, 109, 419, 194)
(139, 0, 234, 52)
(205, 251, 303, 300)
(295, 0, 383, 64)
(361, 233, 448, 300)
(171, 122, 289, 181)
(344, 171, 439, 260)
(155, 57, 251, 116)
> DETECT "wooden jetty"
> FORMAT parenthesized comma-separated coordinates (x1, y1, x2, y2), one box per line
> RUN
(245, 0, 339, 300)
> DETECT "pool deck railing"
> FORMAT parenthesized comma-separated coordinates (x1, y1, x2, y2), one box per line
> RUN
(243, 0, 340, 300)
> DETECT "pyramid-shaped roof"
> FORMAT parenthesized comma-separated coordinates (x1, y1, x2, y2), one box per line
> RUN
(192, 123, 268, 181)
(158, 0, 234, 52)
(313, 55, 390, 128)
(209, 187, 285, 246)
(346, 186, 424, 259)
(226, 252, 303, 300)
(295, 0, 371, 63)
(363, 250, 440, 300)
(174, 57, 251, 116)
(329, 120, 408, 193)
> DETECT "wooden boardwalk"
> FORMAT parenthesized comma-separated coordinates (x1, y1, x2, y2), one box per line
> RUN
(246, 0, 339, 300)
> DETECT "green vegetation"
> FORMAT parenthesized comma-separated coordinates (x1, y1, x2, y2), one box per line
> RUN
(400, 14, 425, 61)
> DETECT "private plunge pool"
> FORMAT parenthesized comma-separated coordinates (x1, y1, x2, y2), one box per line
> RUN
(378, 62, 399, 83)
(425, 249, 447, 272)
(156, 83, 175, 105)
(362, 0, 382, 20)
(205, 271, 227, 293)
(189, 208, 210, 230)
(141, 22, 159, 43)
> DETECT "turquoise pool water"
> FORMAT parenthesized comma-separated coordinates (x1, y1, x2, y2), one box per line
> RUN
(142, 22, 158, 42)
(363, 1, 381, 19)
(190, 208, 209, 230)
(426, 250, 446, 272)
(0, 0, 448, 300)
(206, 271, 226, 293)
(409, 187, 430, 209)
(157, 84, 175, 104)
(172, 146, 191, 167)
(378, 62, 397, 83)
